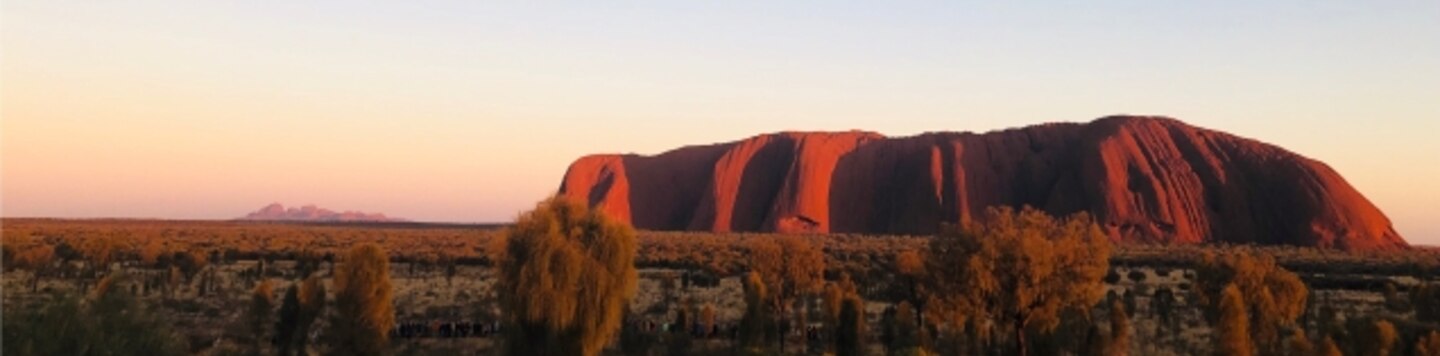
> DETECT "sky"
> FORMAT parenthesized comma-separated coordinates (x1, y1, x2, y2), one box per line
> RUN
(2, 1, 1437, 244)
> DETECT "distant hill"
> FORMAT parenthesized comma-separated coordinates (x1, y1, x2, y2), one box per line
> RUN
(239, 203, 404, 223)
(559, 115, 1407, 250)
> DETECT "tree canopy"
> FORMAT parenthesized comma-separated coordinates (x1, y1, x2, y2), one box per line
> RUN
(496, 196, 638, 356)
(923, 206, 1112, 356)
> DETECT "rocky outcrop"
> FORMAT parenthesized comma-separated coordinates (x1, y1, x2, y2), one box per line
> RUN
(558, 116, 1406, 250)
(240, 203, 403, 223)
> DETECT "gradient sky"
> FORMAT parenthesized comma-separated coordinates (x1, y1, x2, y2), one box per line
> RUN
(3, 1, 1437, 244)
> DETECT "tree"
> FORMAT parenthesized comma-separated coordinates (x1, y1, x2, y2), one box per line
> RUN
(1107, 299, 1130, 356)
(889, 302, 921, 354)
(1194, 251, 1308, 354)
(699, 303, 716, 338)
(1416, 331, 1440, 356)
(667, 301, 694, 356)
(1414, 283, 1440, 323)
(739, 271, 773, 353)
(1285, 328, 1313, 356)
(275, 284, 302, 356)
(894, 249, 926, 319)
(823, 275, 860, 352)
(1216, 284, 1252, 356)
(836, 297, 866, 356)
(746, 235, 825, 353)
(295, 276, 327, 354)
(496, 197, 637, 356)
(326, 243, 394, 356)
(1318, 336, 1342, 356)
(247, 280, 276, 355)
(1353, 319, 1397, 356)
(275, 276, 325, 356)
(923, 206, 1111, 356)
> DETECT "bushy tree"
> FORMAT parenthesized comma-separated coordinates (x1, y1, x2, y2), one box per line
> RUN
(496, 197, 637, 356)
(1416, 331, 1440, 356)
(1107, 299, 1130, 356)
(246, 280, 276, 355)
(746, 235, 825, 352)
(1414, 283, 1440, 323)
(883, 301, 922, 354)
(275, 276, 325, 356)
(1285, 328, 1313, 356)
(1194, 251, 1308, 354)
(275, 285, 302, 356)
(1350, 319, 1397, 356)
(923, 206, 1111, 356)
(1216, 284, 1252, 356)
(1318, 336, 1343, 356)
(296, 276, 327, 353)
(739, 271, 773, 353)
(326, 243, 394, 356)
(836, 297, 866, 356)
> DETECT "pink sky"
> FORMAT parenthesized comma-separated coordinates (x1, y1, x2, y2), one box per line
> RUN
(3, 1, 1437, 245)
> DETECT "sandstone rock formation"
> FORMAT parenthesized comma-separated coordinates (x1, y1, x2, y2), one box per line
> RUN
(240, 203, 403, 223)
(558, 116, 1406, 250)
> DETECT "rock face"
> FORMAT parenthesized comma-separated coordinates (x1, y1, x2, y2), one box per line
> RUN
(240, 203, 403, 223)
(558, 116, 1407, 250)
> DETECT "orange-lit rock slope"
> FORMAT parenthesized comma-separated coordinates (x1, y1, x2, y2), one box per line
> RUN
(558, 116, 1406, 250)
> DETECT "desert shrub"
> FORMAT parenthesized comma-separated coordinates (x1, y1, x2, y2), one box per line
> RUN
(2, 276, 184, 356)
(923, 206, 1111, 356)
(495, 197, 637, 356)
(326, 243, 394, 356)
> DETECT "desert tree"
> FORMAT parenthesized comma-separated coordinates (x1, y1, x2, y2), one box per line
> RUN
(835, 296, 866, 356)
(1317, 336, 1343, 356)
(699, 303, 716, 339)
(275, 276, 325, 356)
(739, 271, 773, 353)
(1416, 331, 1440, 356)
(1414, 283, 1440, 323)
(275, 284, 302, 356)
(1352, 319, 1397, 356)
(246, 279, 276, 355)
(1284, 328, 1313, 356)
(495, 197, 638, 356)
(822, 274, 860, 352)
(893, 249, 926, 321)
(295, 276, 327, 353)
(1194, 251, 1308, 354)
(883, 301, 922, 355)
(667, 299, 694, 356)
(745, 234, 825, 353)
(1216, 284, 1252, 356)
(922, 206, 1111, 356)
(1107, 298, 1130, 356)
(326, 243, 394, 356)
